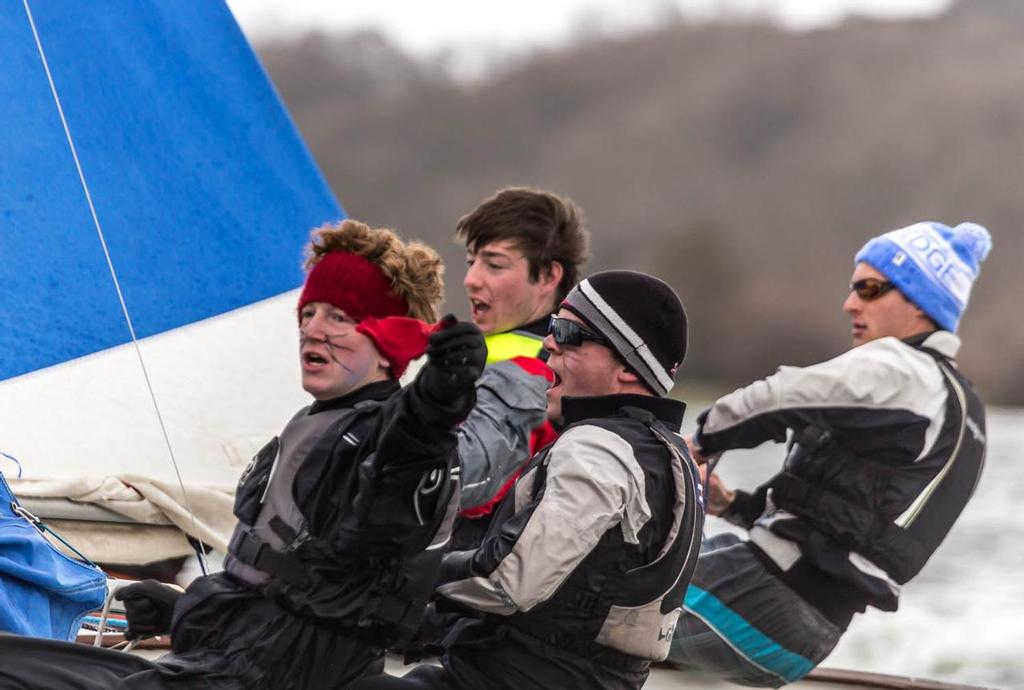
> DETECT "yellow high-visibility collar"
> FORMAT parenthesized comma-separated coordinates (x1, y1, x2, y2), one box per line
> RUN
(484, 330, 544, 364)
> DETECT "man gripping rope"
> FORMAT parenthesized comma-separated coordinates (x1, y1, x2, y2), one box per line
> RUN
(667, 222, 991, 687)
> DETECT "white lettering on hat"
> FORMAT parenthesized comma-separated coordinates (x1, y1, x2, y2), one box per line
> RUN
(888, 223, 974, 308)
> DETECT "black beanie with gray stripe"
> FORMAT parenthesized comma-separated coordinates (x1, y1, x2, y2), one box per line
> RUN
(562, 270, 687, 396)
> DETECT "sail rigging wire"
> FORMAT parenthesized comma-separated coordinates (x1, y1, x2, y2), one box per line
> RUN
(21, 0, 209, 576)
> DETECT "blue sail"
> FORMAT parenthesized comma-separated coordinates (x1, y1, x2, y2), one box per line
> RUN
(0, 0, 343, 583)
(0, 1, 342, 382)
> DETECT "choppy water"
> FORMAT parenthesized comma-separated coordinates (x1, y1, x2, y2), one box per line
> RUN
(681, 404, 1023, 689)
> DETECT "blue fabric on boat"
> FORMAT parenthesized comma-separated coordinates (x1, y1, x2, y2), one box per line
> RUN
(0, 469, 107, 640)
(0, 1, 342, 382)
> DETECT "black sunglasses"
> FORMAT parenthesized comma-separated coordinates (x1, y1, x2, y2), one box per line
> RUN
(850, 278, 897, 301)
(547, 316, 610, 347)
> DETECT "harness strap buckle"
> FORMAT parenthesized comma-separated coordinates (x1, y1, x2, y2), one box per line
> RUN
(230, 529, 311, 589)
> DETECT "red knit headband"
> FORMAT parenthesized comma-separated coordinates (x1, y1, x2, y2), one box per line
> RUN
(297, 251, 408, 321)
(298, 251, 436, 379)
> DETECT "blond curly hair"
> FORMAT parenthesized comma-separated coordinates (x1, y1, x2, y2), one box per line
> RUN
(304, 219, 444, 322)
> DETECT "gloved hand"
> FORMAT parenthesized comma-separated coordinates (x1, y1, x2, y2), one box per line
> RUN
(418, 317, 486, 407)
(115, 579, 182, 640)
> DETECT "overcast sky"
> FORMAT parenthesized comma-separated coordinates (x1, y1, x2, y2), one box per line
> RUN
(227, 0, 953, 54)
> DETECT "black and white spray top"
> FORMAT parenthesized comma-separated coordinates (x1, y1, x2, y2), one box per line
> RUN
(697, 331, 986, 613)
(436, 394, 705, 690)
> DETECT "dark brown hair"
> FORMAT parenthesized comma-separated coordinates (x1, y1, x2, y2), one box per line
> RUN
(456, 187, 589, 303)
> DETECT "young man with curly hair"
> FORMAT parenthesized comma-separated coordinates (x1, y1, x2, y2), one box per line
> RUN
(0, 220, 487, 690)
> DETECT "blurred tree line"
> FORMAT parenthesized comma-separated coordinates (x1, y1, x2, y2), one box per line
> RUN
(254, 0, 1023, 404)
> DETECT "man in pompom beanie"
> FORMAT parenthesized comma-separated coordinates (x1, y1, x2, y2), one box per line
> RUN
(354, 270, 707, 690)
(667, 222, 992, 687)
(0, 220, 487, 690)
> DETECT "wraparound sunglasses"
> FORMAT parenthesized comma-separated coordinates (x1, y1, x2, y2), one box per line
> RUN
(850, 278, 897, 301)
(547, 316, 611, 347)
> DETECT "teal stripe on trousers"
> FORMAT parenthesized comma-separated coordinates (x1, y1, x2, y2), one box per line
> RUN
(684, 585, 815, 683)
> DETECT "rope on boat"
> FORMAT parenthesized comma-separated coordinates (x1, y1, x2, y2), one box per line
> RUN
(92, 589, 117, 647)
(0, 451, 22, 478)
(21, 0, 208, 576)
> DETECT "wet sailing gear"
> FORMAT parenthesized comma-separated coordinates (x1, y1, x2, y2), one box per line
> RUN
(671, 331, 987, 687)
(768, 342, 985, 587)
(453, 316, 555, 545)
(0, 336, 480, 689)
(224, 396, 459, 639)
(436, 394, 705, 690)
(707, 332, 986, 607)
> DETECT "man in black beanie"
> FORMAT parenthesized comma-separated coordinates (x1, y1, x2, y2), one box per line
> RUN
(348, 270, 706, 690)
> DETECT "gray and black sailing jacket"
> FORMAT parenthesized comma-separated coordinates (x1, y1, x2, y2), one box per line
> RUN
(436, 394, 705, 690)
(219, 377, 463, 641)
(454, 316, 553, 523)
(697, 331, 986, 614)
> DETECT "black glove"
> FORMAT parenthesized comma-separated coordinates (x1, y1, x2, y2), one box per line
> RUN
(418, 318, 486, 407)
(115, 579, 182, 640)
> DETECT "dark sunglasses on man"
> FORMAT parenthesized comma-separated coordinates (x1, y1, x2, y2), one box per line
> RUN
(547, 315, 611, 347)
(850, 278, 897, 301)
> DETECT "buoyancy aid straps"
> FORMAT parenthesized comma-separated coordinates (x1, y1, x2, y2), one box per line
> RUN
(647, 420, 702, 562)
(228, 528, 310, 588)
(361, 590, 429, 636)
(895, 352, 970, 527)
(769, 471, 930, 583)
(593, 415, 705, 659)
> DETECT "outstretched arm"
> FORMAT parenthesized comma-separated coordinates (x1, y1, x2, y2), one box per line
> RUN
(371, 320, 488, 469)
(345, 321, 486, 539)
(695, 339, 920, 455)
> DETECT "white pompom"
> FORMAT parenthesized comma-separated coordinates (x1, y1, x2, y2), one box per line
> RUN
(954, 222, 992, 264)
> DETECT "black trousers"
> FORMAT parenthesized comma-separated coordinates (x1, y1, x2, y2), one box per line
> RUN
(0, 632, 382, 690)
(343, 666, 459, 690)
(0, 634, 244, 690)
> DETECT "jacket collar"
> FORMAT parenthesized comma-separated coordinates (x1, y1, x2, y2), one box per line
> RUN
(561, 393, 685, 428)
(907, 330, 960, 359)
(309, 379, 399, 415)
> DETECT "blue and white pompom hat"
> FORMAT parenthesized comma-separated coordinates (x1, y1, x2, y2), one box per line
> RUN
(855, 221, 992, 332)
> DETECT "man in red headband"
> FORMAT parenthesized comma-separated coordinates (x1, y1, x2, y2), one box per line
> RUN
(0, 220, 486, 690)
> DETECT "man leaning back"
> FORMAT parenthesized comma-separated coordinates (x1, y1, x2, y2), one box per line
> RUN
(668, 221, 992, 687)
